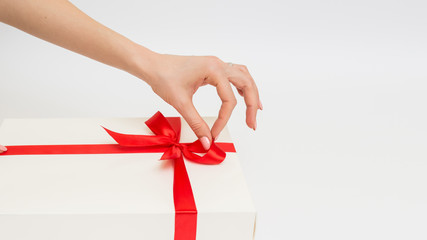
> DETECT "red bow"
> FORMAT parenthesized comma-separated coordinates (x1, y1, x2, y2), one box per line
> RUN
(103, 111, 226, 165)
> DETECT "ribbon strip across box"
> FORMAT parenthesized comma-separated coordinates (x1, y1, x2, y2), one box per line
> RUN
(0, 112, 256, 240)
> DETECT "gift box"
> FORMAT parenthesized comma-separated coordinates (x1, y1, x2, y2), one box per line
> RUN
(0, 112, 256, 240)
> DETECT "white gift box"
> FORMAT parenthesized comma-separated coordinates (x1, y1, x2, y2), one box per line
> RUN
(0, 116, 256, 240)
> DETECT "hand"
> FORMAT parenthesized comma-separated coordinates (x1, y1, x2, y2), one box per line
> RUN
(0, 0, 262, 152)
(141, 53, 262, 150)
(0, 145, 7, 153)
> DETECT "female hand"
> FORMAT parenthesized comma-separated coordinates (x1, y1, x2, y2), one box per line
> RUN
(140, 53, 262, 150)
(0, 0, 262, 152)
(0, 54, 262, 152)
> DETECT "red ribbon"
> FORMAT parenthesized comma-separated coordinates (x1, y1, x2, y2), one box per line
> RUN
(0, 111, 236, 240)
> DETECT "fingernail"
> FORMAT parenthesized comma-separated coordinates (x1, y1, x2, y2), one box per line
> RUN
(200, 136, 211, 150)
(253, 121, 257, 131)
(259, 100, 263, 110)
(0, 145, 7, 152)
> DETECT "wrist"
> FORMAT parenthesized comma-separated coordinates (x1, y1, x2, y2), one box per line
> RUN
(126, 43, 161, 85)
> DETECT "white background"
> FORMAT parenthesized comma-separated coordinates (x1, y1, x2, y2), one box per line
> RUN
(1, 0, 427, 239)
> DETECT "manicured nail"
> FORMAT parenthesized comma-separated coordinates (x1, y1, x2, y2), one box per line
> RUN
(200, 136, 211, 150)
(259, 100, 263, 110)
(0, 145, 7, 152)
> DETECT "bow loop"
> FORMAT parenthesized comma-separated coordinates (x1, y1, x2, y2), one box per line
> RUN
(184, 140, 226, 165)
(145, 111, 180, 140)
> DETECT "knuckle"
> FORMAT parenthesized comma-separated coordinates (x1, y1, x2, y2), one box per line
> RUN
(230, 97, 238, 107)
(246, 100, 258, 109)
(206, 56, 223, 73)
(173, 98, 190, 111)
(223, 98, 237, 111)
(207, 55, 221, 63)
(247, 103, 257, 108)
(243, 80, 255, 89)
(239, 65, 248, 71)
(189, 120, 204, 133)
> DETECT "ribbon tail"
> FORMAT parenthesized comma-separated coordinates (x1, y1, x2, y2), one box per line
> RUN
(184, 140, 228, 165)
(173, 155, 197, 240)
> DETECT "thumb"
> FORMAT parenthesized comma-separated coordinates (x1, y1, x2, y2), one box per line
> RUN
(176, 101, 212, 150)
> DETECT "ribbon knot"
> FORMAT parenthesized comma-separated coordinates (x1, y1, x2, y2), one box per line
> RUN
(162, 143, 183, 160)
(102, 111, 227, 165)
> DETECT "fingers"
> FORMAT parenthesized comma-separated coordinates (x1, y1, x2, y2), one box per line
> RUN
(175, 99, 212, 150)
(227, 64, 262, 130)
(0, 145, 7, 153)
(242, 83, 260, 130)
(211, 80, 237, 139)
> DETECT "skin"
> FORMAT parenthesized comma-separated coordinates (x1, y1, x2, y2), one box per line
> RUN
(0, 0, 262, 153)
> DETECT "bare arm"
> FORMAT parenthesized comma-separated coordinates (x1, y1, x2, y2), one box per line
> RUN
(0, 0, 262, 153)
(0, 0, 154, 78)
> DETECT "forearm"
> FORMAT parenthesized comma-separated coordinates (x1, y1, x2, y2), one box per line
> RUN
(0, 0, 155, 80)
